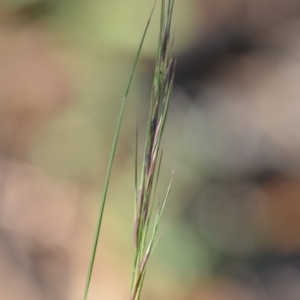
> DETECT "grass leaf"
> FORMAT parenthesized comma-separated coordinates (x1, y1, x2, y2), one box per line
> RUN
(83, 4, 156, 300)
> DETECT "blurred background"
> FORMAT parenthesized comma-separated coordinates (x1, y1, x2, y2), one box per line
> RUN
(2, 0, 300, 299)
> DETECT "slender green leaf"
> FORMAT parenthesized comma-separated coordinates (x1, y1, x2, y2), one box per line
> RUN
(83, 4, 156, 300)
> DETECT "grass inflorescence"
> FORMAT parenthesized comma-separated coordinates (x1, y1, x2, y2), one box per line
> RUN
(131, 1, 175, 299)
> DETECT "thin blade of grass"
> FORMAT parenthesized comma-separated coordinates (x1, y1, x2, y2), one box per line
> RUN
(83, 4, 156, 300)
(135, 118, 139, 214)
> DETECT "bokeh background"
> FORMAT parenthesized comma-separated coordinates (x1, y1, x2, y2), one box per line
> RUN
(2, 0, 300, 299)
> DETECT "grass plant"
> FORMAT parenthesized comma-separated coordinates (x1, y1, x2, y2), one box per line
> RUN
(83, 1, 176, 299)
